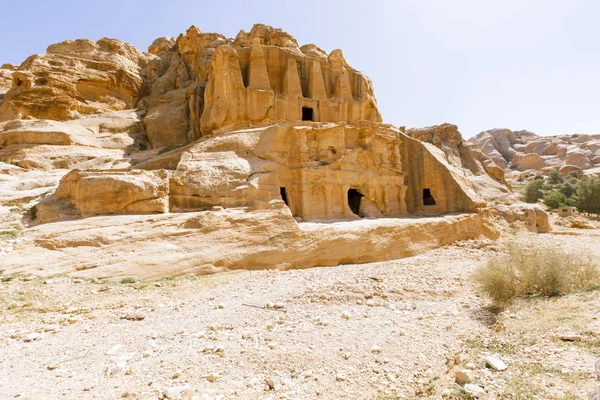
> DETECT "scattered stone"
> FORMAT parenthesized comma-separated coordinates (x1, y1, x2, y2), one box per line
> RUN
(484, 355, 507, 371)
(122, 312, 145, 321)
(441, 386, 469, 398)
(265, 377, 276, 390)
(215, 303, 225, 309)
(24, 332, 42, 342)
(160, 385, 190, 400)
(206, 372, 219, 382)
(172, 369, 182, 379)
(336, 373, 346, 381)
(105, 360, 127, 378)
(371, 345, 382, 354)
(454, 353, 466, 365)
(455, 369, 474, 385)
(341, 311, 350, 320)
(47, 364, 59, 371)
(464, 384, 485, 397)
(273, 302, 285, 309)
(213, 344, 225, 356)
(558, 333, 582, 342)
(43, 325, 61, 333)
(464, 362, 477, 370)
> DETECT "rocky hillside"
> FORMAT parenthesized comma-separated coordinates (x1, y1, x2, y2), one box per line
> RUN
(471, 128, 600, 178)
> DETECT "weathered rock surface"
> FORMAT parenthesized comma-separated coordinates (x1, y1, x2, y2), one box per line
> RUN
(471, 128, 600, 177)
(0, 64, 14, 106)
(0, 38, 153, 122)
(2, 206, 498, 279)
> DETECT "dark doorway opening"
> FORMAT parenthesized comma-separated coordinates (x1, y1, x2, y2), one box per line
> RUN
(347, 189, 363, 216)
(302, 107, 314, 121)
(280, 187, 289, 206)
(423, 188, 436, 206)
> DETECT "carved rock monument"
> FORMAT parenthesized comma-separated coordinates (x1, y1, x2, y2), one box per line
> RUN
(0, 24, 521, 279)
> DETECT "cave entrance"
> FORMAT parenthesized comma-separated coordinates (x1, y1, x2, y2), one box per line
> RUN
(423, 188, 436, 206)
(347, 189, 363, 216)
(302, 107, 314, 121)
(280, 187, 289, 206)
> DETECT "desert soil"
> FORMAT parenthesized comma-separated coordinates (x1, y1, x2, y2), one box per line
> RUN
(1, 229, 599, 400)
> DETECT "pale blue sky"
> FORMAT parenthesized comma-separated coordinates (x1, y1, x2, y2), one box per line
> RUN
(1, 0, 599, 138)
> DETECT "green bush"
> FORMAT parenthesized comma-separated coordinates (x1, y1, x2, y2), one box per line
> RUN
(543, 190, 566, 210)
(474, 242, 599, 304)
(547, 170, 564, 185)
(576, 177, 600, 215)
(559, 181, 577, 198)
(522, 180, 544, 203)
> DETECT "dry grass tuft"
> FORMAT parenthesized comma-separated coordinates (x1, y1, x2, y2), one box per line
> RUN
(475, 242, 599, 304)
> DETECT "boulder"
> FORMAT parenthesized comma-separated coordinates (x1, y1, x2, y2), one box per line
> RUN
(559, 164, 583, 178)
(512, 152, 546, 170)
(36, 169, 169, 221)
(564, 149, 592, 169)
(0, 119, 96, 147)
(493, 204, 551, 233)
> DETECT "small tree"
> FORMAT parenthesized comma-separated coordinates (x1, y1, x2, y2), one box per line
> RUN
(576, 177, 600, 215)
(522, 179, 544, 203)
(559, 181, 576, 198)
(548, 170, 564, 185)
(543, 190, 567, 210)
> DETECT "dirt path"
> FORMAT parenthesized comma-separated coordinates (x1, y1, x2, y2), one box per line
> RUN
(0, 230, 599, 399)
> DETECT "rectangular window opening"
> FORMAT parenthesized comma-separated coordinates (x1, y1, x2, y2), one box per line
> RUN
(302, 107, 314, 121)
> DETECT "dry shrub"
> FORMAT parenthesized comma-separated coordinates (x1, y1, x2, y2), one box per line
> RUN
(475, 242, 599, 304)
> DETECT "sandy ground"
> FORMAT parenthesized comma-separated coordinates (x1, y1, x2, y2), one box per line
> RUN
(0, 229, 599, 400)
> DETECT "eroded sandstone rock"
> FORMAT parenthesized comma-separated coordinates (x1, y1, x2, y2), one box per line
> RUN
(36, 169, 169, 222)
(471, 129, 600, 177)
(0, 38, 153, 122)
